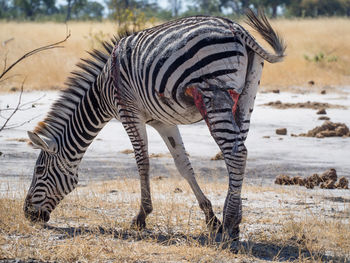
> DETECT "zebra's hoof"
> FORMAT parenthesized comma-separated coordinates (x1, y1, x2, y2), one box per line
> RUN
(130, 216, 146, 230)
(207, 217, 222, 232)
(212, 227, 240, 252)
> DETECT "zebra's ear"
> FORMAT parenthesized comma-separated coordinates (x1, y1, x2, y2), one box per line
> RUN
(27, 131, 57, 153)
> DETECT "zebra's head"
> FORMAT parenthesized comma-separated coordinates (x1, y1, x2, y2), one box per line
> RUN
(24, 131, 78, 223)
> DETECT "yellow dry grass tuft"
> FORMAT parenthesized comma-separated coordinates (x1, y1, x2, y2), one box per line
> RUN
(1, 177, 349, 262)
(0, 18, 350, 93)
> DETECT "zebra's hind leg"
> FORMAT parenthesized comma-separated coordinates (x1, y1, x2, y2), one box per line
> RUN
(121, 116, 152, 229)
(149, 120, 221, 232)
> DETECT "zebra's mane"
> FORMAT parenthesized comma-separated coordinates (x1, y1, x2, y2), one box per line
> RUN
(33, 33, 130, 137)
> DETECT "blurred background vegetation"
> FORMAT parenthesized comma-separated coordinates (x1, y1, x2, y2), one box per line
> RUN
(1, 0, 350, 23)
(1, 0, 350, 91)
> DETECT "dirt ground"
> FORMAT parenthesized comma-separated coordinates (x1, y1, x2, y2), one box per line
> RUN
(0, 89, 350, 262)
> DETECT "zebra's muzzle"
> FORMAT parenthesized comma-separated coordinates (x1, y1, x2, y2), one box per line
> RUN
(23, 198, 50, 223)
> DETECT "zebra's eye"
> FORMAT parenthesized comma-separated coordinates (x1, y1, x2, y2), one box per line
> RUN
(35, 166, 45, 175)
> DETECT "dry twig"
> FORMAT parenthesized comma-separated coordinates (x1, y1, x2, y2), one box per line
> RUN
(0, 30, 71, 132)
(0, 31, 71, 80)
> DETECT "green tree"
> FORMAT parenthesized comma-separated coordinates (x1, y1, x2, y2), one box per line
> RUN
(340, 0, 350, 16)
(12, 0, 57, 19)
(105, 0, 159, 28)
(195, 0, 221, 14)
(251, 0, 290, 18)
(285, 0, 350, 17)
(0, 0, 12, 19)
(219, 0, 250, 14)
(62, 0, 104, 21)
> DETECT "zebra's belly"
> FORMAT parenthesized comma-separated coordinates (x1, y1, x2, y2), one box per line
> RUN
(146, 99, 204, 125)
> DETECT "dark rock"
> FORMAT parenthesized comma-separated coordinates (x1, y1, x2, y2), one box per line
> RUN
(276, 128, 287, 135)
(317, 108, 327, 115)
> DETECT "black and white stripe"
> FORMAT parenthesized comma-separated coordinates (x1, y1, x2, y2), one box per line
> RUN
(25, 9, 285, 242)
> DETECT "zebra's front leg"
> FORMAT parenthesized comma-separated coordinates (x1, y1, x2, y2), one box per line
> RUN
(120, 116, 152, 229)
(149, 120, 221, 232)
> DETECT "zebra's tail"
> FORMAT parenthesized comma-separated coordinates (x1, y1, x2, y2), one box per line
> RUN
(244, 8, 286, 63)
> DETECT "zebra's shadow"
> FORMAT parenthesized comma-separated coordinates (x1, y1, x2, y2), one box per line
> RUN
(43, 224, 345, 262)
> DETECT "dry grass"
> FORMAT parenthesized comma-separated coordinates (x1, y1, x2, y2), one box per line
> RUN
(0, 18, 350, 93)
(248, 18, 350, 91)
(0, 21, 120, 92)
(0, 177, 349, 262)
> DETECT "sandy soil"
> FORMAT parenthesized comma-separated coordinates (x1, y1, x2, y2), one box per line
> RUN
(1, 88, 350, 182)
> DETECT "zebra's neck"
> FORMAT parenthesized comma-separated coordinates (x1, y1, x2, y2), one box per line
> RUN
(33, 47, 117, 169)
(58, 82, 113, 165)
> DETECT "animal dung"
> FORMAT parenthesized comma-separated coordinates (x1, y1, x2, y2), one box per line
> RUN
(274, 174, 292, 185)
(320, 168, 337, 182)
(211, 152, 224, 160)
(320, 180, 335, 189)
(299, 121, 350, 138)
(274, 169, 348, 189)
(316, 108, 327, 115)
(335, 177, 349, 189)
(318, 116, 330, 121)
(309, 173, 322, 186)
(120, 149, 134, 154)
(174, 187, 183, 193)
(276, 128, 287, 135)
(263, 101, 345, 110)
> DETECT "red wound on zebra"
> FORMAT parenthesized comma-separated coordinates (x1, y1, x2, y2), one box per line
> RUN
(228, 89, 240, 118)
(185, 86, 209, 126)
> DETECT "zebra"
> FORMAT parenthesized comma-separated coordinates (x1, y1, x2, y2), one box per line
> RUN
(24, 9, 285, 243)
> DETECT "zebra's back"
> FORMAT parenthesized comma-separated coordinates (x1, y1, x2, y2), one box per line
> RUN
(116, 16, 249, 125)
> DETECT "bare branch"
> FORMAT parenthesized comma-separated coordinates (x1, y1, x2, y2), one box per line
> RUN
(0, 30, 70, 133)
(2, 37, 14, 47)
(2, 51, 9, 73)
(1, 94, 46, 111)
(0, 74, 21, 84)
(0, 31, 71, 80)
(0, 79, 25, 132)
(2, 114, 41, 130)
